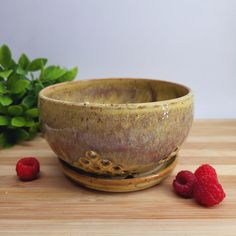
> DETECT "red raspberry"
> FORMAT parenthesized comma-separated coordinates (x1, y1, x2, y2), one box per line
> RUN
(195, 164, 218, 181)
(173, 170, 197, 198)
(16, 157, 40, 181)
(195, 174, 219, 186)
(194, 176, 226, 207)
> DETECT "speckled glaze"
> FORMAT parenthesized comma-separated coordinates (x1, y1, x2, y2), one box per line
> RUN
(39, 78, 193, 192)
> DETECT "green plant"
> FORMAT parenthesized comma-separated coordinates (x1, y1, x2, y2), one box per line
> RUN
(0, 44, 78, 148)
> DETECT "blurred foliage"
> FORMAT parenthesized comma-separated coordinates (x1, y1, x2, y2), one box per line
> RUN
(0, 44, 78, 148)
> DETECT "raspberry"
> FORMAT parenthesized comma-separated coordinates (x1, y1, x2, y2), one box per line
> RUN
(195, 164, 218, 181)
(194, 178, 225, 207)
(173, 170, 197, 198)
(172, 164, 226, 207)
(16, 157, 40, 181)
(196, 174, 218, 185)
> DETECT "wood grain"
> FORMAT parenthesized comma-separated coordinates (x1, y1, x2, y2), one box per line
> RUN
(0, 120, 236, 235)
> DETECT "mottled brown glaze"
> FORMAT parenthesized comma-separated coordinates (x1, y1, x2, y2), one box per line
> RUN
(39, 78, 193, 191)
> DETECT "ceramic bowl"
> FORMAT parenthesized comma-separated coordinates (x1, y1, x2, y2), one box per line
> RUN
(39, 78, 193, 192)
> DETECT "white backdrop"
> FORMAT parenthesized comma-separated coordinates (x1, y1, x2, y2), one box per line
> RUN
(1, 0, 236, 118)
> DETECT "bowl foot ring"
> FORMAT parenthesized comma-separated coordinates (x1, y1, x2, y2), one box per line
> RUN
(60, 155, 177, 193)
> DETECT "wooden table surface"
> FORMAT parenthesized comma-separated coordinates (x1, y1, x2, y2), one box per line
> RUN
(0, 120, 236, 235)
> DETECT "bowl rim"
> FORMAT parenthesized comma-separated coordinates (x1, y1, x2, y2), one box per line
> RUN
(39, 78, 193, 109)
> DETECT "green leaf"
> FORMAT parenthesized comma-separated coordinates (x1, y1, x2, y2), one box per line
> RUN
(0, 45, 12, 69)
(25, 108, 39, 118)
(25, 118, 36, 127)
(11, 116, 26, 127)
(28, 58, 47, 71)
(9, 79, 30, 94)
(34, 82, 44, 94)
(18, 53, 30, 70)
(16, 66, 26, 76)
(0, 82, 7, 94)
(59, 67, 78, 82)
(0, 69, 13, 79)
(8, 105, 23, 116)
(21, 95, 36, 108)
(29, 122, 39, 135)
(42, 66, 67, 81)
(7, 72, 19, 82)
(8, 59, 17, 70)
(0, 115, 9, 126)
(0, 95, 13, 106)
(15, 128, 30, 141)
(12, 90, 27, 100)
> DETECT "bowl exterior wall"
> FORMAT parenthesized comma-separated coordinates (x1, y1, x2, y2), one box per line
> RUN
(39, 84, 193, 176)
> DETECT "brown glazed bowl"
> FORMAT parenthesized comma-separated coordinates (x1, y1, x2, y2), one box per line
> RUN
(39, 78, 193, 192)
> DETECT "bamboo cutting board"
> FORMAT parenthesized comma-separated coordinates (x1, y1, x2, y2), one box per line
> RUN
(0, 120, 236, 235)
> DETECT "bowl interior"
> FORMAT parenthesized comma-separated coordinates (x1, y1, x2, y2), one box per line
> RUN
(42, 78, 190, 104)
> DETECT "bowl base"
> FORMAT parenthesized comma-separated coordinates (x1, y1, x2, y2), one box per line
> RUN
(60, 155, 177, 192)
